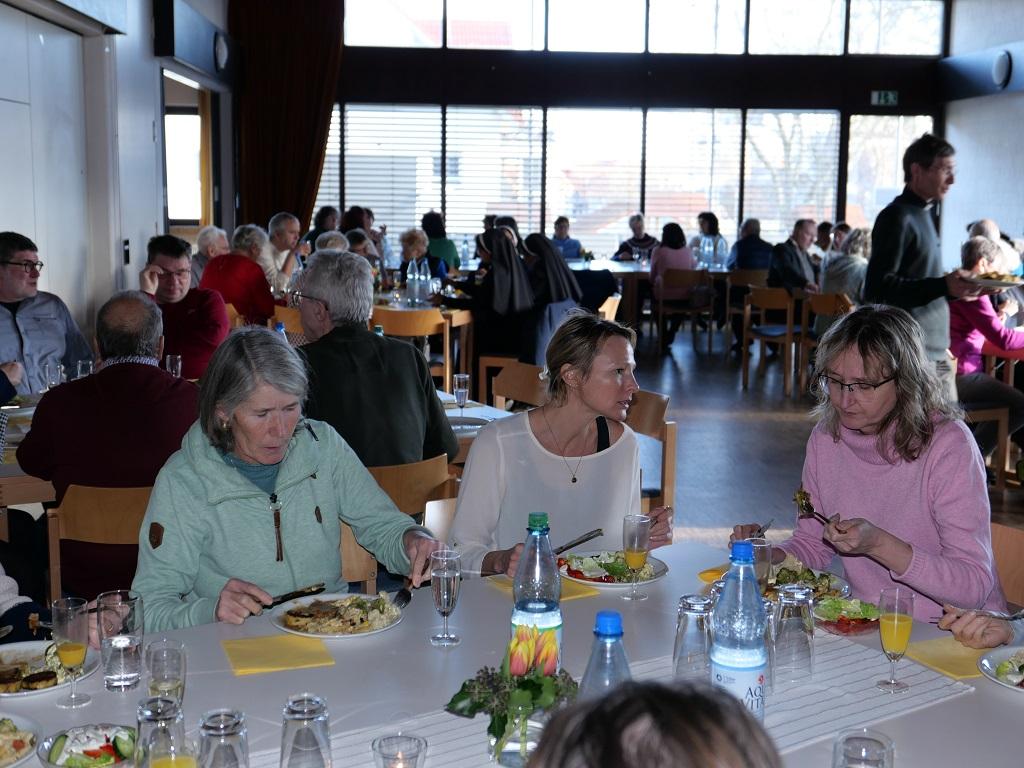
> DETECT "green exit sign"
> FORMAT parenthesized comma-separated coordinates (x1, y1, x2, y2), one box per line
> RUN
(871, 90, 899, 106)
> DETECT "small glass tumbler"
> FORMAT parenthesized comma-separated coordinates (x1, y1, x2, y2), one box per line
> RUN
(43, 361, 64, 391)
(708, 579, 726, 607)
(199, 709, 249, 768)
(136, 697, 188, 768)
(773, 585, 815, 685)
(76, 360, 94, 379)
(97, 589, 144, 691)
(745, 537, 773, 593)
(832, 728, 894, 768)
(370, 734, 427, 768)
(146, 638, 187, 704)
(673, 595, 713, 681)
(165, 354, 183, 377)
(280, 693, 331, 768)
(762, 596, 776, 697)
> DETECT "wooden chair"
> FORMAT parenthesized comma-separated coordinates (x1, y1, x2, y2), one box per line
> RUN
(372, 306, 451, 393)
(597, 294, 621, 321)
(797, 292, 854, 394)
(478, 355, 518, 406)
(625, 390, 677, 513)
(964, 407, 1009, 491)
(657, 269, 715, 353)
(991, 522, 1024, 607)
(273, 305, 303, 334)
(492, 362, 548, 411)
(742, 287, 800, 398)
(224, 303, 245, 329)
(723, 268, 769, 355)
(46, 485, 152, 604)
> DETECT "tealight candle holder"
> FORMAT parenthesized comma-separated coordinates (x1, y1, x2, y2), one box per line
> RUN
(370, 734, 427, 768)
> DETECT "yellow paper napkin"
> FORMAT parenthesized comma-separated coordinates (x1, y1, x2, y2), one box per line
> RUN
(221, 635, 335, 676)
(487, 575, 600, 601)
(905, 635, 985, 679)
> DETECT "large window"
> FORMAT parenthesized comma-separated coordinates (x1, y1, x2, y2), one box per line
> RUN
(445, 107, 544, 244)
(743, 110, 840, 243)
(848, 0, 944, 55)
(747, 0, 846, 55)
(540, 0, 646, 53)
(648, 0, 746, 54)
(342, 105, 442, 233)
(846, 114, 933, 228)
(344, 0, 442, 48)
(645, 110, 743, 243)
(310, 105, 341, 229)
(447, 0, 544, 50)
(164, 113, 201, 222)
(544, 109, 643, 256)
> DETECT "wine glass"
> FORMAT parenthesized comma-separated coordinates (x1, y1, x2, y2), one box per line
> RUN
(53, 597, 91, 709)
(453, 374, 470, 417)
(876, 587, 914, 693)
(621, 514, 652, 601)
(430, 550, 461, 647)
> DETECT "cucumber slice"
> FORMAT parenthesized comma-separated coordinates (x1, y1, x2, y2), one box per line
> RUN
(47, 734, 67, 765)
(114, 731, 135, 761)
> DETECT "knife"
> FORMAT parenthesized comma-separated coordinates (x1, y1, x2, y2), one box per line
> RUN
(268, 583, 326, 608)
(554, 528, 604, 556)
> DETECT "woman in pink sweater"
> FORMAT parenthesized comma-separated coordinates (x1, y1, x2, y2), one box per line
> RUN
(734, 305, 1006, 622)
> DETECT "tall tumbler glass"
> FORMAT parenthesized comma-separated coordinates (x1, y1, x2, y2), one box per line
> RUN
(136, 696, 189, 768)
(773, 585, 815, 685)
(76, 360, 94, 379)
(147, 638, 187, 704)
(280, 693, 331, 768)
(165, 355, 183, 378)
(762, 596, 776, 697)
(746, 537, 773, 593)
(97, 589, 144, 691)
(199, 709, 249, 768)
(673, 595, 713, 681)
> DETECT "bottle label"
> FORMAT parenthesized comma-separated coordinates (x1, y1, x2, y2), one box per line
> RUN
(711, 660, 766, 721)
(509, 618, 562, 675)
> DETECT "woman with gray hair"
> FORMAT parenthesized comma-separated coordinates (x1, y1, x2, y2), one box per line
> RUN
(132, 327, 443, 631)
(732, 305, 1006, 621)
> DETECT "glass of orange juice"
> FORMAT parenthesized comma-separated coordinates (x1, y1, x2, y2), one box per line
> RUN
(876, 587, 914, 693)
(622, 514, 652, 601)
(53, 597, 90, 709)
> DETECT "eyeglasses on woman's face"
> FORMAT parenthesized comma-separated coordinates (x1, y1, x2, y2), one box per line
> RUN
(818, 373, 895, 397)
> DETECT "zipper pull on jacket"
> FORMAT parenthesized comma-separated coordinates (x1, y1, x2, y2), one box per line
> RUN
(270, 493, 283, 561)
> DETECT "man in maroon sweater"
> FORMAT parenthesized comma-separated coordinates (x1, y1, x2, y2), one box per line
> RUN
(17, 291, 199, 599)
(140, 235, 229, 380)
(199, 225, 276, 326)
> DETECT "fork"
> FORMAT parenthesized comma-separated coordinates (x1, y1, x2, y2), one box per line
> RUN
(948, 606, 1024, 621)
(753, 518, 774, 538)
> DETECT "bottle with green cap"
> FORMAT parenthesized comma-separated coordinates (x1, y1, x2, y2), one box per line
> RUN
(511, 512, 562, 671)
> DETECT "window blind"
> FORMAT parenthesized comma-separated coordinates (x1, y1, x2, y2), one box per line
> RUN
(310, 104, 341, 229)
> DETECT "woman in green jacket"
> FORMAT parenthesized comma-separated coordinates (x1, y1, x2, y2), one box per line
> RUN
(133, 327, 442, 631)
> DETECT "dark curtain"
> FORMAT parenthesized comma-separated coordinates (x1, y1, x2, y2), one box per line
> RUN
(228, 1, 343, 227)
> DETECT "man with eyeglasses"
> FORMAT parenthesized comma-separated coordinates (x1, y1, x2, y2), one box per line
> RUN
(0, 231, 91, 395)
(140, 235, 229, 380)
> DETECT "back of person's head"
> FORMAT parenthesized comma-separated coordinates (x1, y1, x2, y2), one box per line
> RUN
(554, 216, 569, 228)
(660, 223, 686, 250)
(95, 290, 163, 360)
(493, 215, 523, 243)
(268, 212, 299, 237)
(740, 218, 761, 238)
(530, 680, 782, 768)
(962, 235, 1002, 270)
(697, 211, 720, 235)
(421, 210, 446, 239)
(146, 235, 190, 264)
(544, 309, 636, 406)
(345, 228, 370, 248)
(340, 206, 366, 232)
(968, 218, 1000, 241)
(840, 227, 871, 260)
(832, 222, 851, 237)
(817, 221, 833, 236)
(0, 232, 38, 260)
(313, 206, 339, 230)
(482, 214, 497, 229)
(315, 231, 350, 251)
(302, 250, 373, 326)
(231, 224, 268, 254)
(400, 228, 428, 251)
(902, 133, 955, 182)
(197, 226, 227, 256)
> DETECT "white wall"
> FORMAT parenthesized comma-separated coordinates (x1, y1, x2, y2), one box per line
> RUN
(940, 1, 1024, 265)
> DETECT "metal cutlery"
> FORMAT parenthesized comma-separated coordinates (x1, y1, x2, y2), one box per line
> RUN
(268, 583, 326, 608)
(753, 518, 774, 538)
(392, 587, 413, 609)
(553, 528, 604, 556)
(794, 486, 832, 526)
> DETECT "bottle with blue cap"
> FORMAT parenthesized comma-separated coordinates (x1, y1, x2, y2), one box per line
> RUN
(511, 512, 562, 670)
(578, 610, 631, 701)
(710, 539, 768, 721)
(274, 322, 288, 340)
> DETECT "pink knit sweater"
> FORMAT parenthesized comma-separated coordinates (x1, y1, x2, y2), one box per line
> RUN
(780, 418, 1006, 622)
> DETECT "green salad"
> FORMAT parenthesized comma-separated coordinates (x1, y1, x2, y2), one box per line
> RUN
(814, 598, 880, 622)
(995, 650, 1024, 687)
(563, 552, 655, 583)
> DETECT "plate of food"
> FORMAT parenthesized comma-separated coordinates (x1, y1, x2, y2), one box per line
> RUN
(813, 597, 880, 636)
(270, 592, 403, 639)
(0, 641, 99, 698)
(978, 646, 1024, 692)
(967, 272, 1024, 289)
(0, 714, 40, 768)
(558, 551, 669, 588)
(37, 724, 135, 768)
(762, 555, 851, 603)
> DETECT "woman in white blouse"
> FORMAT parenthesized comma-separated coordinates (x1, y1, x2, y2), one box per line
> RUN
(450, 311, 673, 576)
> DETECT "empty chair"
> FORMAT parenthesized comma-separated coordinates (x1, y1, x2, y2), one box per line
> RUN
(742, 287, 800, 398)
(371, 306, 451, 393)
(797, 292, 854, 393)
(723, 268, 769, 355)
(657, 269, 715, 353)
(625, 390, 677, 513)
(492, 362, 548, 411)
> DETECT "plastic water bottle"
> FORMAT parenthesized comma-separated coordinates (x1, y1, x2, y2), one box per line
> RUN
(407, 261, 421, 304)
(274, 322, 288, 340)
(710, 539, 768, 721)
(461, 235, 469, 266)
(418, 258, 431, 283)
(578, 611, 631, 701)
(511, 513, 562, 671)
(373, 324, 384, 337)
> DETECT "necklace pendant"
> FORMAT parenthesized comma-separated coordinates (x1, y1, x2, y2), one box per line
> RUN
(571, 476, 577, 483)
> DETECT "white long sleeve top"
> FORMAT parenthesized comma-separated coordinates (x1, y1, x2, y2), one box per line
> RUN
(449, 412, 642, 574)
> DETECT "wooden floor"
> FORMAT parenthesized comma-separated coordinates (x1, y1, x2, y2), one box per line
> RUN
(633, 323, 1024, 544)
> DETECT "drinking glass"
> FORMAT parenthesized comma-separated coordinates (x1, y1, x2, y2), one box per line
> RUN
(621, 514, 652, 601)
(832, 728, 894, 768)
(453, 374, 470, 417)
(198, 709, 249, 768)
(43, 361, 64, 391)
(430, 550, 461, 647)
(746, 537, 773, 593)
(773, 585, 815, 685)
(762, 596, 776, 697)
(52, 597, 90, 708)
(97, 589, 144, 691)
(280, 693, 331, 768)
(708, 579, 726, 607)
(147, 638, 187, 704)
(76, 359, 94, 379)
(137, 697, 193, 768)
(877, 587, 914, 693)
(165, 354, 183, 377)
(429, 278, 442, 296)
(673, 595, 712, 681)
(370, 734, 427, 768)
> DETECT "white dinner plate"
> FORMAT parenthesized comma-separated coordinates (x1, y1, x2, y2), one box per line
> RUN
(0, 711, 41, 768)
(269, 593, 403, 639)
(978, 647, 1024, 692)
(0, 641, 99, 698)
(966, 276, 1023, 289)
(448, 416, 491, 431)
(559, 551, 669, 588)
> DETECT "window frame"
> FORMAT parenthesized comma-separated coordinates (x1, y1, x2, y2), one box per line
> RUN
(164, 105, 202, 227)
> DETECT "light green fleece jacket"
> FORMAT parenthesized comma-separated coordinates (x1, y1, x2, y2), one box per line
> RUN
(133, 419, 423, 631)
